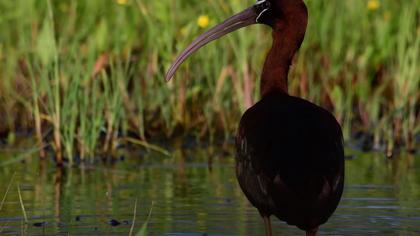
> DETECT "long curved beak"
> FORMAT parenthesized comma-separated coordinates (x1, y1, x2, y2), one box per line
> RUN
(165, 1, 269, 81)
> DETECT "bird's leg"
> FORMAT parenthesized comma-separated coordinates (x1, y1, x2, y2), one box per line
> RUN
(262, 216, 273, 236)
(306, 227, 318, 236)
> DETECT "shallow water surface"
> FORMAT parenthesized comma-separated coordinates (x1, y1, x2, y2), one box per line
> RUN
(0, 147, 419, 235)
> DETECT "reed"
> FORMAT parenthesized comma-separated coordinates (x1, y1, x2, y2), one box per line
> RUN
(0, 173, 15, 212)
(0, 0, 418, 162)
(17, 184, 28, 223)
(129, 198, 138, 236)
(136, 202, 153, 236)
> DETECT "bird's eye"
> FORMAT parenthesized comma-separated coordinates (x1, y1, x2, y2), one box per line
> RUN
(256, 0, 271, 11)
(256, 0, 271, 23)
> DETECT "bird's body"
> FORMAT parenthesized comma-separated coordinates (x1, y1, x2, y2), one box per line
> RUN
(236, 91, 344, 232)
(166, 0, 345, 234)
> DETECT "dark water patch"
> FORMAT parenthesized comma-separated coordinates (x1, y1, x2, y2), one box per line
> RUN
(107, 219, 121, 226)
(33, 221, 47, 227)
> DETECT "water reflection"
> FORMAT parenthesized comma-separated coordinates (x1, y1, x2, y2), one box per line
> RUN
(0, 148, 419, 235)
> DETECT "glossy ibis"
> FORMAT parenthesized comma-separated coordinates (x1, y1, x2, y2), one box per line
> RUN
(166, 0, 345, 235)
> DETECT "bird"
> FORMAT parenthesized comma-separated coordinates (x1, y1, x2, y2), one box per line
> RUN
(165, 0, 345, 235)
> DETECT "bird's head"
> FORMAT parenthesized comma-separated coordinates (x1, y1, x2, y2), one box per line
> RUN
(256, 0, 307, 28)
(165, 0, 308, 81)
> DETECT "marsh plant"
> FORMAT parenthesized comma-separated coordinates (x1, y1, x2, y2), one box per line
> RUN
(0, 0, 419, 163)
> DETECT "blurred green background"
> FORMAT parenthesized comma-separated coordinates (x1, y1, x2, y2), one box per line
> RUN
(0, 0, 419, 162)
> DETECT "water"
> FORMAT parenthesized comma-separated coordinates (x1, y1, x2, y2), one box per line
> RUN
(0, 147, 419, 235)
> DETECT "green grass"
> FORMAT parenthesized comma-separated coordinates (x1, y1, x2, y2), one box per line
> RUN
(0, 0, 419, 161)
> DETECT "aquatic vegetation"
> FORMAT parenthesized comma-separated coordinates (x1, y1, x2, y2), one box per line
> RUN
(17, 184, 28, 223)
(0, 0, 419, 162)
(0, 173, 15, 212)
(129, 198, 138, 236)
(135, 202, 153, 236)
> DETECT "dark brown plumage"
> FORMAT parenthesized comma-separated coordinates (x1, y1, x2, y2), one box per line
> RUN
(166, 0, 345, 235)
(236, 91, 344, 235)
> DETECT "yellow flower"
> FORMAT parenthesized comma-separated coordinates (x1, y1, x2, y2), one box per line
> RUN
(116, 0, 128, 5)
(197, 15, 210, 29)
(367, 0, 380, 11)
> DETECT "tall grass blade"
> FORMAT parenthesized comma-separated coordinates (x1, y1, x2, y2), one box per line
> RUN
(17, 184, 28, 223)
(135, 202, 154, 236)
(129, 198, 138, 236)
(124, 138, 171, 156)
(0, 172, 16, 212)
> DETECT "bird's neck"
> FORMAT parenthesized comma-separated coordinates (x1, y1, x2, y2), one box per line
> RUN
(260, 30, 299, 97)
(260, 10, 307, 97)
